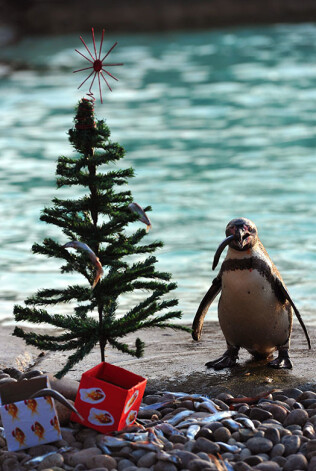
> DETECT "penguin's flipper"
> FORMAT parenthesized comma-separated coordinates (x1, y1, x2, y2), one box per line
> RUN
(274, 278, 311, 350)
(192, 275, 222, 341)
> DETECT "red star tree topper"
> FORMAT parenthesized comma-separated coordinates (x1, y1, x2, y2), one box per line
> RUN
(73, 28, 123, 103)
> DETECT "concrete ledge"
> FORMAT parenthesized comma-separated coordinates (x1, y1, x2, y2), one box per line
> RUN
(1, 321, 315, 396)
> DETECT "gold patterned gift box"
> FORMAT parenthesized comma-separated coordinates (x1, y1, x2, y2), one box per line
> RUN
(0, 376, 62, 451)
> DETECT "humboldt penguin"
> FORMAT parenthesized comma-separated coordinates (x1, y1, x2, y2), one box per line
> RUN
(192, 217, 311, 369)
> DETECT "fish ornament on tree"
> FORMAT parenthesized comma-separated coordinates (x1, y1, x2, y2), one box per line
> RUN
(73, 28, 123, 103)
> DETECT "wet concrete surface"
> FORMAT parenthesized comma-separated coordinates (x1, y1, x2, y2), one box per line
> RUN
(0, 321, 315, 396)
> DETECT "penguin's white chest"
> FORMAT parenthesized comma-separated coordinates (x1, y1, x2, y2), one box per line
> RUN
(219, 268, 291, 354)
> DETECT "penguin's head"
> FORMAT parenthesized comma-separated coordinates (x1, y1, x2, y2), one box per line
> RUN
(212, 217, 258, 270)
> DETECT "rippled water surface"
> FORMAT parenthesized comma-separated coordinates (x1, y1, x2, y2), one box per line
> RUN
(0, 24, 316, 326)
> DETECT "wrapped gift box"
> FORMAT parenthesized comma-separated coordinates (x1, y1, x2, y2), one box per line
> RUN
(0, 375, 62, 451)
(71, 362, 147, 433)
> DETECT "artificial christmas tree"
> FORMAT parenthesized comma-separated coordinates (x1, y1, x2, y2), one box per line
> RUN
(13, 98, 189, 378)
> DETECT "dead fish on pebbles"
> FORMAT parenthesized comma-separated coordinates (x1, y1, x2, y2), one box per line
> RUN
(194, 400, 218, 413)
(167, 409, 195, 425)
(24, 447, 72, 466)
(157, 450, 181, 464)
(217, 442, 241, 453)
(235, 416, 257, 431)
(221, 418, 241, 431)
(177, 410, 236, 428)
(186, 424, 200, 439)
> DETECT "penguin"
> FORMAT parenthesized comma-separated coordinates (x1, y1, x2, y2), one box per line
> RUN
(192, 217, 311, 369)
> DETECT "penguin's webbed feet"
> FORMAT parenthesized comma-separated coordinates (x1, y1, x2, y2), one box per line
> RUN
(268, 348, 293, 369)
(205, 346, 239, 370)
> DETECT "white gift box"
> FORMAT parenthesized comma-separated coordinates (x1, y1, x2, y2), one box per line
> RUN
(0, 375, 62, 451)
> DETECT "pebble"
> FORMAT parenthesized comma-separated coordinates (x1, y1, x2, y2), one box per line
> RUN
(194, 437, 220, 454)
(247, 437, 274, 454)
(283, 453, 308, 471)
(37, 453, 64, 470)
(68, 447, 102, 467)
(284, 409, 309, 427)
(282, 434, 301, 455)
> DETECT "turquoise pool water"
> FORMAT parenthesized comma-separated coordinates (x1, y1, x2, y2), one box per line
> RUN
(0, 24, 315, 326)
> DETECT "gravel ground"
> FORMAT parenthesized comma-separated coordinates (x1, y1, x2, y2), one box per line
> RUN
(1, 369, 316, 471)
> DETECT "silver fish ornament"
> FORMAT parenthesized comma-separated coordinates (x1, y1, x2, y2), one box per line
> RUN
(29, 388, 84, 421)
(63, 240, 104, 289)
(128, 202, 152, 232)
(156, 450, 181, 464)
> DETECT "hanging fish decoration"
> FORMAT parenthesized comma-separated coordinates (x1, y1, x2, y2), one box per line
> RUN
(128, 202, 152, 232)
(63, 240, 104, 289)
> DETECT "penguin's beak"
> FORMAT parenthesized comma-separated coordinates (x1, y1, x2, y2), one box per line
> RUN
(212, 234, 235, 270)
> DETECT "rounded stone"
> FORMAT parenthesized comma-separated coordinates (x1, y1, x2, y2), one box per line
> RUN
(194, 437, 220, 454)
(283, 453, 308, 471)
(55, 399, 75, 426)
(137, 451, 156, 468)
(172, 450, 199, 468)
(282, 388, 303, 399)
(272, 456, 287, 467)
(246, 437, 273, 454)
(244, 456, 263, 466)
(68, 447, 102, 467)
(154, 462, 177, 471)
(271, 443, 285, 457)
(307, 456, 316, 471)
(264, 427, 280, 445)
(234, 461, 252, 471)
(187, 459, 213, 471)
(213, 426, 231, 442)
(38, 454, 64, 470)
(282, 434, 301, 456)
(284, 409, 309, 427)
(255, 461, 281, 470)
(48, 373, 79, 401)
(86, 454, 117, 470)
(250, 408, 273, 422)
(118, 458, 136, 470)
(265, 404, 288, 423)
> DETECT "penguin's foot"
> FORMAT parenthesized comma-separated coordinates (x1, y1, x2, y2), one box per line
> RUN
(268, 349, 293, 369)
(205, 346, 239, 370)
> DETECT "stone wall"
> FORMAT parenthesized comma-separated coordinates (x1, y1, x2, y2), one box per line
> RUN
(2, 0, 316, 38)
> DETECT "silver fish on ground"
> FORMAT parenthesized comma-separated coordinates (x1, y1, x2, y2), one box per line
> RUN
(29, 388, 84, 421)
(156, 450, 181, 464)
(194, 400, 218, 413)
(217, 441, 241, 453)
(24, 447, 72, 466)
(177, 410, 236, 428)
(120, 432, 149, 442)
(167, 409, 195, 425)
(63, 240, 104, 289)
(186, 424, 200, 439)
(140, 400, 173, 411)
(221, 418, 241, 432)
(128, 202, 152, 232)
(97, 435, 130, 448)
(155, 422, 184, 436)
(0, 427, 5, 438)
(235, 416, 257, 431)
(131, 441, 163, 451)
